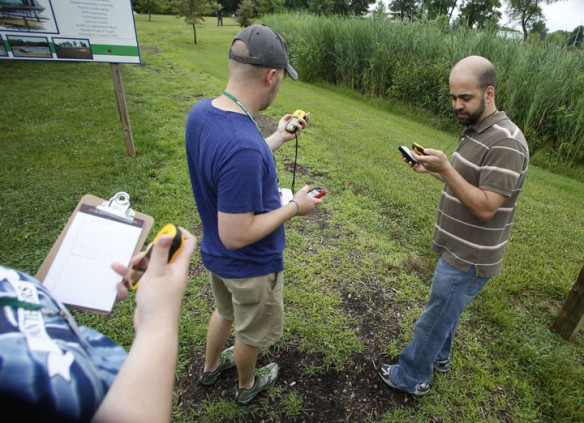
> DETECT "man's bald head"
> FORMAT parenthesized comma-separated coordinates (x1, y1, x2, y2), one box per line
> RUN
(451, 56, 497, 91)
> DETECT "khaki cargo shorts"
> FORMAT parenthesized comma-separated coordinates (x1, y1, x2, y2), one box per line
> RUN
(207, 270, 284, 347)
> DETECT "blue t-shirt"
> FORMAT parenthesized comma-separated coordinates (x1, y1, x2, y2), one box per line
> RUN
(0, 265, 127, 422)
(186, 99, 285, 278)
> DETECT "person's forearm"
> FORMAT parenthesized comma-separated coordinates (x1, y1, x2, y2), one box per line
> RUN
(265, 133, 286, 152)
(219, 202, 297, 250)
(429, 171, 443, 181)
(92, 327, 179, 423)
(441, 166, 496, 221)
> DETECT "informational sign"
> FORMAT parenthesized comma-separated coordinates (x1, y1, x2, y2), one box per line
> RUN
(0, 0, 140, 63)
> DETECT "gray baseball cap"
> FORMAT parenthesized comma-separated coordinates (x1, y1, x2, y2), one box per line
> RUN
(229, 24, 298, 80)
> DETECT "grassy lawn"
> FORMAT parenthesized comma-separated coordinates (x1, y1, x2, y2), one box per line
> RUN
(1, 14, 583, 422)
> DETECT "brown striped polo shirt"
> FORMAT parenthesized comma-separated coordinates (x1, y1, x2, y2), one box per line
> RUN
(432, 111, 529, 277)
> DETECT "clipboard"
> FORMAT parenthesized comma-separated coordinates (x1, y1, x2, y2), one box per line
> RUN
(36, 192, 154, 314)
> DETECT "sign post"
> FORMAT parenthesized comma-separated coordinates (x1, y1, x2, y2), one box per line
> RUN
(550, 266, 584, 340)
(110, 63, 135, 157)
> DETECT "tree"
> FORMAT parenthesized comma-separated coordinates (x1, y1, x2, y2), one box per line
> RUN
(528, 19, 547, 40)
(133, 0, 162, 21)
(172, 0, 219, 45)
(546, 30, 568, 45)
(565, 25, 584, 49)
(458, 0, 501, 29)
(237, 0, 256, 27)
(308, 0, 335, 15)
(506, 0, 559, 41)
(424, 0, 458, 20)
(349, 0, 375, 15)
(305, 0, 373, 16)
(218, 0, 240, 13)
(284, 0, 310, 11)
(256, 0, 285, 15)
(389, 0, 420, 19)
(371, 0, 387, 17)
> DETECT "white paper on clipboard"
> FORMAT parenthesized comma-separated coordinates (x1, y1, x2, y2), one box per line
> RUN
(42, 205, 143, 313)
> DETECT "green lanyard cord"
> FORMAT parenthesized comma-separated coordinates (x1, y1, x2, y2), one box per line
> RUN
(0, 294, 91, 349)
(222, 91, 263, 136)
(0, 296, 66, 318)
(0, 297, 43, 311)
(222, 90, 281, 183)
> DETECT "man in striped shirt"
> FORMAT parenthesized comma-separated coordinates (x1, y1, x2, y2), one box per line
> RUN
(379, 55, 529, 396)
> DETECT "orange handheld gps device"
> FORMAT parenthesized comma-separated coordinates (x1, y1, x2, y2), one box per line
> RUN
(126, 224, 184, 290)
(412, 143, 427, 156)
(285, 110, 306, 133)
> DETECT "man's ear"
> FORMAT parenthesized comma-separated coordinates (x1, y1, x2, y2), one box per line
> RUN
(485, 85, 495, 103)
(265, 68, 279, 87)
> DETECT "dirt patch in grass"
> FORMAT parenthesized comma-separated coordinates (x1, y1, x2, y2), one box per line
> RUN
(176, 288, 420, 422)
(177, 350, 421, 421)
(140, 44, 160, 53)
(257, 114, 279, 137)
(178, 253, 421, 421)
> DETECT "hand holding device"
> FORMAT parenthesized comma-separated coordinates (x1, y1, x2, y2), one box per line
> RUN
(285, 110, 306, 133)
(308, 186, 327, 199)
(398, 145, 418, 164)
(412, 143, 427, 156)
(126, 224, 185, 290)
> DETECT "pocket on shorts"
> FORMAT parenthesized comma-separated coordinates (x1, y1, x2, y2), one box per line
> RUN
(230, 278, 263, 306)
(269, 272, 278, 290)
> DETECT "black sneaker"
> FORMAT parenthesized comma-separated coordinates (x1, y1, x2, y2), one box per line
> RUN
(235, 362, 279, 405)
(198, 346, 235, 386)
(433, 359, 451, 373)
(378, 363, 430, 396)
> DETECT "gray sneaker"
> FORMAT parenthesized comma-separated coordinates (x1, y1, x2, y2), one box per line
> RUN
(235, 362, 279, 405)
(433, 359, 451, 373)
(198, 346, 235, 386)
(378, 363, 430, 396)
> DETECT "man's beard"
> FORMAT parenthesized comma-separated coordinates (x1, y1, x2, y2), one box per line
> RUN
(456, 97, 486, 126)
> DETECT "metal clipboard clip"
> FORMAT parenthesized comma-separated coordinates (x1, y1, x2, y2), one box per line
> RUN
(96, 192, 136, 223)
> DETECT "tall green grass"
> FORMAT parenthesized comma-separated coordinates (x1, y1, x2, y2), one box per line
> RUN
(265, 13, 584, 166)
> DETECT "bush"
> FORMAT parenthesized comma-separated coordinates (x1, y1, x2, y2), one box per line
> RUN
(387, 57, 451, 120)
(237, 0, 256, 27)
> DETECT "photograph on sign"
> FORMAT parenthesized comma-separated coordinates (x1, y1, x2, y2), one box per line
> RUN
(54, 36, 92, 60)
(0, 0, 58, 33)
(8, 34, 51, 58)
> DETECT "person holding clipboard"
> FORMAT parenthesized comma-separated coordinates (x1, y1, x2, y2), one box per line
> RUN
(0, 227, 197, 423)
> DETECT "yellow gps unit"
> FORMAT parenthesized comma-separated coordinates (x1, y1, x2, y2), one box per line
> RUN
(285, 110, 306, 133)
(412, 142, 427, 156)
(127, 224, 184, 290)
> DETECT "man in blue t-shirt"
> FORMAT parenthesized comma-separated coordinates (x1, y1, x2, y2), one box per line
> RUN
(186, 24, 324, 405)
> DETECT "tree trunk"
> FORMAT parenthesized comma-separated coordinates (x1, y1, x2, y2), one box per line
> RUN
(192, 23, 197, 45)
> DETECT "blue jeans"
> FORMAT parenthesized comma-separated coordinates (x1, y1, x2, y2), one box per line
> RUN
(390, 257, 490, 391)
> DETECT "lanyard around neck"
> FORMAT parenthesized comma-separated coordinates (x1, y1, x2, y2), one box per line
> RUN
(223, 91, 262, 135)
(0, 297, 43, 311)
(222, 91, 278, 173)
